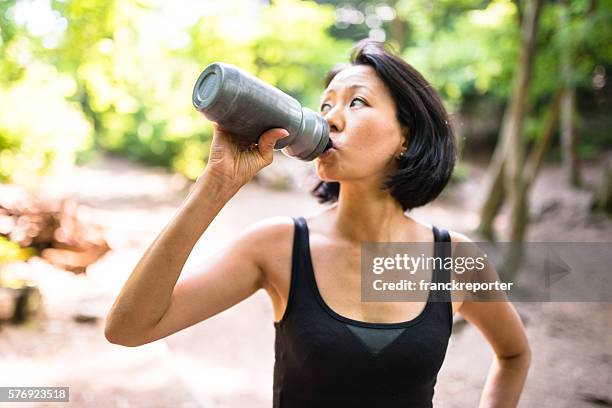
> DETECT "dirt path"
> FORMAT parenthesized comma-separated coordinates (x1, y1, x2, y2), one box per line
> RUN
(0, 152, 610, 407)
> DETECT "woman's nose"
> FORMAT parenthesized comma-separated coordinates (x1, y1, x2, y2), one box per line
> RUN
(323, 107, 343, 133)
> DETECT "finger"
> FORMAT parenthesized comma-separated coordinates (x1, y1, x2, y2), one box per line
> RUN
(257, 128, 290, 163)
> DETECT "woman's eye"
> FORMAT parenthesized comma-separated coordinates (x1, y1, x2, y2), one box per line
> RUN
(350, 98, 366, 107)
(320, 98, 366, 112)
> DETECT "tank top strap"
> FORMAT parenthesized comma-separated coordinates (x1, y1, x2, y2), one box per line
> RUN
(274, 216, 315, 328)
(290, 216, 319, 300)
(431, 225, 452, 303)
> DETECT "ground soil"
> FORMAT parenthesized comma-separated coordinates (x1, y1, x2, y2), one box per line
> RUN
(0, 151, 610, 407)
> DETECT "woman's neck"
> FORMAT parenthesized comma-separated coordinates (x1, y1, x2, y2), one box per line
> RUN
(331, 179, 409, 243)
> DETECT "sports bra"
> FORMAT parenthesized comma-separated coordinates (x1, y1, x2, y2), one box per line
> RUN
(272, 216, 453, 407)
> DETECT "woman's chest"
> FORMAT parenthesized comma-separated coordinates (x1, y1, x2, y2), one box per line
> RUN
(309, 242, 433, 323)
(276, 306, 451, 389)
(265, 238, 442, 324)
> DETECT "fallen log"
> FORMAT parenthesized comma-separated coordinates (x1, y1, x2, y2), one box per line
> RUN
(0, 185, 109, 274)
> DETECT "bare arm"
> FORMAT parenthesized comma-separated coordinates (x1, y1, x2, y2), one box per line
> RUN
(104, 123, 289, 346)
(459, 300, 531, 407)
(455, 239, 531, 407)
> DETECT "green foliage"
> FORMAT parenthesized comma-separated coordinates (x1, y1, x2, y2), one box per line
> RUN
(397, 0, 612, 150)
(0, 0, 350, 181)
(402, 0, 520, 109)
(0, 49, 93, 184)
(253, 0, 352, 109)
(1, 0, 611, 182)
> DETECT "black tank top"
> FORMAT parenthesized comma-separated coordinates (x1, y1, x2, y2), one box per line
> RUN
(272, 216, 453, 408)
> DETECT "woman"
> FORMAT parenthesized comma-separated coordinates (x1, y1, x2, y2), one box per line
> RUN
(105, 40, 531, 407)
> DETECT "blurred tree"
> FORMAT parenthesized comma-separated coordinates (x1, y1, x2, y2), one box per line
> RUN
(557, 0, 592, 188)
(0, 0, 93, 184)
(475, 0, 542, 243)
(0, 0, 346, 181)
(250, 0, 352, 108)
(558, 0, 581, 187)
(1, 0, 611, 191)
(504, 0, 542, 244)
(475, 0, 612, 241)
(593, 155, 612, 214)
(0, 0, 21, 83)
(315, 0, 403, 50)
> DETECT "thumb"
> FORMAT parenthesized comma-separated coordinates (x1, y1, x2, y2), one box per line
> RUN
(258, 128, 290, 163)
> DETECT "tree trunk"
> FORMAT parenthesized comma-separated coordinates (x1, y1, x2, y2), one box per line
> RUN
(477, 0, 542, 243)
(593, 155, 612, 214)
(476, 142, 506, 241)
(523, 91, 563, 189)
(489, 0, 543, 281)
(559, 1, 582, 188)
(505, 0, 542, 243)
(477, 92, 559, 242)
(560, 88, 581, 186)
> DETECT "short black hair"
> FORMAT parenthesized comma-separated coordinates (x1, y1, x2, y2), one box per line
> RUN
(311, 39, 456, 212)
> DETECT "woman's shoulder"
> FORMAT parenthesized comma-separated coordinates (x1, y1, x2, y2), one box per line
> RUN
(240, 214, 315, 294)
(241, 205, 333, 242)
(420, 221, 481, 260)
(239, 215, 296, 243)
(445, 227, 473, 244)
(405, 216, 476, 245)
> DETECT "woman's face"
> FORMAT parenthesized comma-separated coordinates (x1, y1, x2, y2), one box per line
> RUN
(315, 64, 407, 184)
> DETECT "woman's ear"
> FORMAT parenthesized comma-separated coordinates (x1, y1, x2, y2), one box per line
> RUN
(393, 126, 409, 160)
(400, 125, 409, 151)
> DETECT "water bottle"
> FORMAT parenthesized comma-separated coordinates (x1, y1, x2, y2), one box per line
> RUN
(192, 62, 332, 161)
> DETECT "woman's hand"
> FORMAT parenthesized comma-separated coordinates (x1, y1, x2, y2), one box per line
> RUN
(203, 123, 289, 188)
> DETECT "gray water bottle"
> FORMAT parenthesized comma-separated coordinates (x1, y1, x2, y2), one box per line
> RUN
(192, 62, 332, 161)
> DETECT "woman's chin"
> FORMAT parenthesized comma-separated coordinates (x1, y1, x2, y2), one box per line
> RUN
(315, 167, 339, 182)
(316, 159, 339, 172)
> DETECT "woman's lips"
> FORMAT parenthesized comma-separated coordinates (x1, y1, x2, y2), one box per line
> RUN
(319, 145, 336, 159)
(319, 137, 339, 159)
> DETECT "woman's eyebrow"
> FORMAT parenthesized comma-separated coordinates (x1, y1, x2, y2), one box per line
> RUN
(321, 84, 374, 98)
